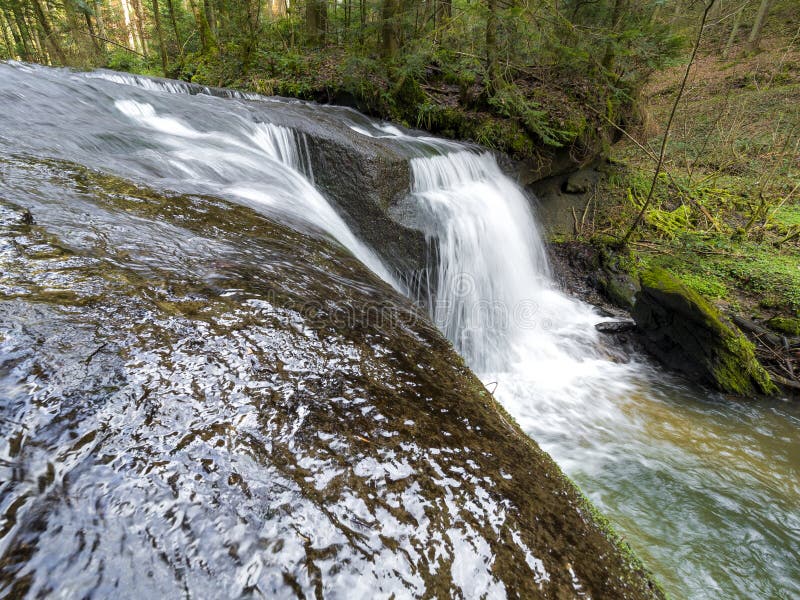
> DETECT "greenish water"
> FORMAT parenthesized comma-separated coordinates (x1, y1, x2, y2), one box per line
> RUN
(494, 367, 800, 599)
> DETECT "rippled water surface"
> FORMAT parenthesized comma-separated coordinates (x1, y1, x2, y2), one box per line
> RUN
(1, 62, 798, 599)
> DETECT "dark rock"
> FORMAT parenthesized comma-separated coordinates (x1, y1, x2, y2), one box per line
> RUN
(300, 130, 428, 276)
(499, 145, 580, 186)
(529, 165, 601, 237)
(633, 267, 777, 396)
(599, 271, 640, 311)
(20, 209, 34, 225)
(596, 319, 637, 334)
(563, 172, 592, 194)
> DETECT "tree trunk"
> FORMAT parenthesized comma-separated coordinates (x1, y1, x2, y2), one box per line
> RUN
(30, 0, 65, 62)
(152, 0, 169, 74)
(723, 3, 744, 57)
(203, 0, 216, 37)
(602, 0, 626, 70)
(439, 0, 451, 21)
(165, 0, 182, 49)
(306, 0, 326, 46)
(709, 0, 722, 21)
(187, 0, 215, 52)
(93, 0, 107, 39)
(485, 0, 498, 89)
(359, 0, 365, 42)
(26, 6, 49, 63)
(269, 0, 286, 18)
(747, 0, 773, 51)
(0, 8, 16, 58)
(120, 0, 139, 51)
(7, 4, 32, 61)
(131, 0, 149, 55)
(381, 0, 398, 58)
(84, 11, 103, 54)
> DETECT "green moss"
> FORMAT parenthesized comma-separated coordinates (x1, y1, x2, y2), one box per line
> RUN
(766, 316, 800, 336)
(638, 268, 778, 396)
(672, 272, 729, 300)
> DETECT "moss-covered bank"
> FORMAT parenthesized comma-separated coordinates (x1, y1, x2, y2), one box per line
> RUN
(634, 267, 777, 396)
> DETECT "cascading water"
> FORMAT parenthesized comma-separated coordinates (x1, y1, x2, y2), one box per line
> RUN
(111, 99, 396, 286)
(405, 148, 800, 600)
(0, 62, 798, 600)
(409, 151, 602, 372)
(1, 63, 397, 288)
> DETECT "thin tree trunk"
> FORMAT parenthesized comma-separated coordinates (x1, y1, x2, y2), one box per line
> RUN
(440, 0, 451, 21)
(747, 0, 772, 50)
(709, 0, 722, 21)
(7, 5, 32, 60)
(602, 0, 626, 70)
(30, 0, 65, 62)
(120, 0, 139, 51)
(152, 0, 169, 74)
(306, 0, 326, 45)
(203, 0, 216, 36)
(0, 8, 16, 58)
(26, 8, 48, 63)
(84, 12, 103, 53)
(381, 0, 398, 58)
(24, 3, 47, 62)
(723, 3, 744, 57)
(359, 0, 365, 42)
(485, 0, 499, 89)
(131, 0, 149, 55)
(165, 0, 182, 48)
(93, 1, 107, 38)
(187, 0, 211, 52)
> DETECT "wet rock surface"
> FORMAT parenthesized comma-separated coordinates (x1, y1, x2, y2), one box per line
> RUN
(300, 130, 428, 276)
(0, 155, 663, 598)
(528, 164, 604, 238)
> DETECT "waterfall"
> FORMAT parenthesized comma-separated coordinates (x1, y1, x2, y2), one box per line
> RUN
(86, 70, 263, 101)
(2, 63, 799, 600)
(110, 99, 399, 288)
(409, 151, 603, 373)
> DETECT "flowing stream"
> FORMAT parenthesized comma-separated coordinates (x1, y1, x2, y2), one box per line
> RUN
(405, 150, 800, 599)
(1, 62, 798, 599)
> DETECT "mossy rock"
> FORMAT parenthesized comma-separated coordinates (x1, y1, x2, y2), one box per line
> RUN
(593, 239, 641, 310)
(633, 267, 777, 397)
(600, 271, 640, 310)
(766, 316, 800, 336)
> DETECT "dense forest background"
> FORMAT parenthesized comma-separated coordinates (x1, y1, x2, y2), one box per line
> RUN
(0, 0, 701, 161)
(0, 1, 792, 162)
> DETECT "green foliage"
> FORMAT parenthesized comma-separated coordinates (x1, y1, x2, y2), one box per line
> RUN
(766, 316, 800, 335)
(106, 49, 156, 75)
(488, 84, 578, 148)
(672, 272, 729, 300)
